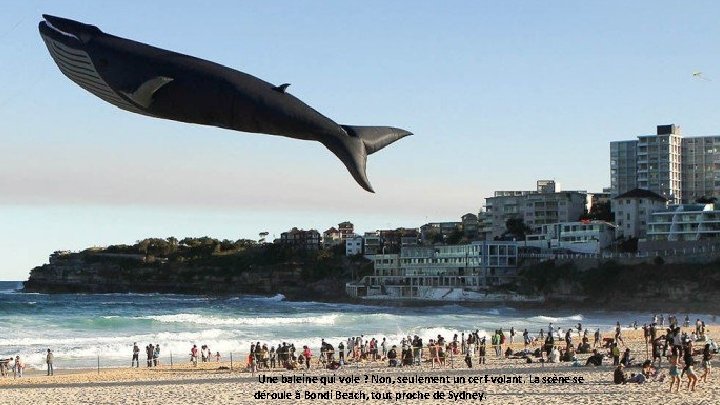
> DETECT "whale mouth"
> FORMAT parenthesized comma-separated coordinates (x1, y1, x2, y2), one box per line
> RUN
(41, 18, 79, 40)
(38, 15, 145, 114)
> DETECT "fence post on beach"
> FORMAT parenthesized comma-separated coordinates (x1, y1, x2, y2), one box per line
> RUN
(97, 355, 100, 374)
(170, 351, 173, 368)
(230, 353, 233, 371)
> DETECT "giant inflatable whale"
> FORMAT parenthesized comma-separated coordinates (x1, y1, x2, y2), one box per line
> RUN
(38, 14, 411, 192)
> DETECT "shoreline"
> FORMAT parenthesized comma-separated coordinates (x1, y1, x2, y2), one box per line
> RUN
(2, 326, 717, 403)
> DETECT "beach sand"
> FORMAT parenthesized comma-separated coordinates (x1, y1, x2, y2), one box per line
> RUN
(1, 326, 717, 404)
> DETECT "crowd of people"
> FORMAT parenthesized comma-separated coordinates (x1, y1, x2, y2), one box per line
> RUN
(131, 342, 161, 368)
(189, 344, 220, 366)
(231, 314, 715, 394)
(0, 349, 54, 378)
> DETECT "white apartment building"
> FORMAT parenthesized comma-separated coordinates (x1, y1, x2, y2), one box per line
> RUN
(647, 203, 720, 241)
(345, 235, 363, 256)
(611, 189, 667, 240)
(682, 136, 720, 202)
(525, 220, 616, 254)
(484, 180, 587, 239)
(346, 241, 520, 299)
(611, 124, 720, 204)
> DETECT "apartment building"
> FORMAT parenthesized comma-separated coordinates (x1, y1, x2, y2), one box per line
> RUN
(611, 124, 720, 204)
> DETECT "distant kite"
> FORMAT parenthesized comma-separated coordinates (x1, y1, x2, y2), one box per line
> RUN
(692, 71, 711, 81)
(38, 15, 411, 193)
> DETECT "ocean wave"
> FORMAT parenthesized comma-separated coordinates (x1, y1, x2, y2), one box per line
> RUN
(142, 313, 338, 326)
(530, 314, 584, 324)
(229, 293, 286, 302)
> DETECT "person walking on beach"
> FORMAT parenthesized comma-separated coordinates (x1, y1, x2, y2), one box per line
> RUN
(700, 343, 712, 383)
(565, 328, 572, 350)
(46, 349, 54, 376)
(614, 322, 625, 347)
(683, 344, 698, 391)
(132, 342, 140, 368)
(381, 338, 387, 360)
(669, 348, 681, 393)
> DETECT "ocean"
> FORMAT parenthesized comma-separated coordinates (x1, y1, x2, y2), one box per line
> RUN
(0, 281, 710, 370)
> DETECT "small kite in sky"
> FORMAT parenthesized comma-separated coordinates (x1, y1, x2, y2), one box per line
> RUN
(38, 14, 411, 193)
(692, 71, 711, 81)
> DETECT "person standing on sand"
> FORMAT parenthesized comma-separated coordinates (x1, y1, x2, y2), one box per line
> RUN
(668, 348, 681, 393)
(13, 355, 22, 378)
(700, 343, 712, 382)
(153, 344, 160, 367)
(132, 343, 140, 368)
(46, 349, 54, 376)
(190, 345, 198, 366)
(147, 344, 154, 367)
(302, 345, 311, 369)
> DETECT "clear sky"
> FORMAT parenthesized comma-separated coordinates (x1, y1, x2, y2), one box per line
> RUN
(1, 1, 718, 280)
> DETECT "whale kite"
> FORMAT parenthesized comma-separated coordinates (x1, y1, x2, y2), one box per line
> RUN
(38, 14, 411, 192)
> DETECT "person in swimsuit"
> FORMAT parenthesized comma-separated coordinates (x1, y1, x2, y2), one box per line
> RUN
(684, 346, 698, 391)
(668, 349, 680, 393)
(701, 343, 712, 382)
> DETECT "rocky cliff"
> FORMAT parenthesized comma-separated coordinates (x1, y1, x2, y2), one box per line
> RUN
(24, 245, 372, 302)
(518, 258, 720, 312)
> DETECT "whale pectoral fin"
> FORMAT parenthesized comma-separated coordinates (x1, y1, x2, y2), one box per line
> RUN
(272, 83, 291, 93)
(120, 76, 174, 108)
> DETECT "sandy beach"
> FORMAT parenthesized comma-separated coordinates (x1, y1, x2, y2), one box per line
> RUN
(1, 326, 717, 404)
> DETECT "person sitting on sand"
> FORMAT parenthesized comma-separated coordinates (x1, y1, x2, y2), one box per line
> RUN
(549, 347, 560, 363)
(402, 347, 413, 366)
(614, 364, 627, 384)
(621, 348, 633, 367)
(627, 372, 646, 384)
(387, 346, 399, 367)
(585, 349, 603, 366)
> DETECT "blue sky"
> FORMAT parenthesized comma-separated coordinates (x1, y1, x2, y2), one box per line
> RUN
(1, 1, 718, 280)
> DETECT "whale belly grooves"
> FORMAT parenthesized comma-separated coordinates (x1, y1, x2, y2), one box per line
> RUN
(41, 36, 145, 115)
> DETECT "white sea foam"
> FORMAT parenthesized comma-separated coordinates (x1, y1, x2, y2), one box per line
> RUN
(530, 314, 584, 324)
(142, 313, 337, 326)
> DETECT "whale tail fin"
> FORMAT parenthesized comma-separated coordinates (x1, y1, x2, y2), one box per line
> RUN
(341, 125, 413, 155)
(324, 126, 412, 193)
